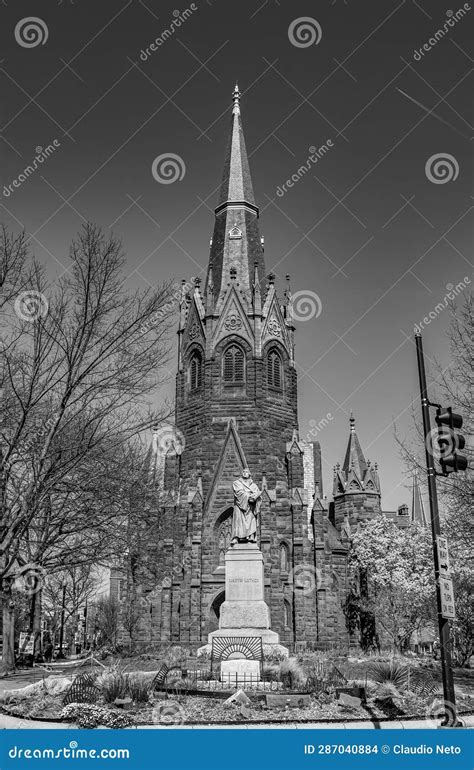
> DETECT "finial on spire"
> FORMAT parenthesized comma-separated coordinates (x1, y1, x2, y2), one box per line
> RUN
(232, 83, 241, 116)
(350, 411, 355, 433)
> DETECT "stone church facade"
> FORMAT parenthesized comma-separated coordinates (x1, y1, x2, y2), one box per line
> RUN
(111, 87, 414, 649)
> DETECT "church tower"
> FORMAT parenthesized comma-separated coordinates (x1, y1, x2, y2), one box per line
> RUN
(332, 413, 382, 530)
(160, 86, 318, 645)
(114, 89, 414, 652)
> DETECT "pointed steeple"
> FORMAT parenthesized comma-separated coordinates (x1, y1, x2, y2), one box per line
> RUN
(205, 85, 266, 304)
(217, 84, 256, 210)
(411, 466, 427, 526)
(342, 412, 368, 480)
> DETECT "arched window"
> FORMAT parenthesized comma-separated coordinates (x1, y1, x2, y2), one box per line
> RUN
(189, 351, 202, 390)
(223, 344, 245, 384)
(267, 349, 282, 389)
(279, 542, 289, 572)
(283, 599, 291, 628)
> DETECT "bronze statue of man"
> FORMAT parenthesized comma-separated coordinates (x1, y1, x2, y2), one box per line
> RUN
(231, 467, 262, 545)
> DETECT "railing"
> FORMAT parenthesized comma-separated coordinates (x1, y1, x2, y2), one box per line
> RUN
(160, 669, 298, 693)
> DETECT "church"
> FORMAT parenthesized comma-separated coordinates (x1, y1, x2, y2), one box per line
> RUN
(111, 87, 424, 649)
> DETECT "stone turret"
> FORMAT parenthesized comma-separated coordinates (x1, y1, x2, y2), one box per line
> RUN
(333, 413, 381, 529)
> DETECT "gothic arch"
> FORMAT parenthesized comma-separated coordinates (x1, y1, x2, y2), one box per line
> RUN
(185, 343, 204, 393)
(262, 340, 287, 395)
(222, 342, 246, 384)
(213, 507, 233, 567)
(267, 348, 283, 390)
(208, 589, 225, 635)
(279, 541, 290, 572)
(283, 598, 292, 628)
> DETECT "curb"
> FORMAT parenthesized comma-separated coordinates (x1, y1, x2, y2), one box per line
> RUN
(1, 704, 472, 728)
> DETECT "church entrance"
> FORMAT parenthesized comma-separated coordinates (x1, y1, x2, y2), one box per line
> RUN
(208, 590, 225, 634)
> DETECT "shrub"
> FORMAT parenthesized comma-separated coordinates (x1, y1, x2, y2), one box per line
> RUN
(367, 660, 439, 700)
(163, 646, 188, 667)
(262, 644, 288, 662)
(407, 669, 440, 699)
(61, 703, 134, 728)
(278, 658, 306, 689)
(373, 682, 400, 701)
(97, 663, 128, 704)
(401, 690, 429, 716)
(126, 672, 153, 703)
(262, 663, 280, 682)
(366, 660, 409, 690)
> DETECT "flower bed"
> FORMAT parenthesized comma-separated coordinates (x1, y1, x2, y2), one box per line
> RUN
(1, 652, 473, 727)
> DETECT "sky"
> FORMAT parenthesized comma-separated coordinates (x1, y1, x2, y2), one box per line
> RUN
(1, 0, 472, 511)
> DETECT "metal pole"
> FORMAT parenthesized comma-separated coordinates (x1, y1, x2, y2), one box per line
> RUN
(58, 583, 66, 659)
(415, 333, 458, 726)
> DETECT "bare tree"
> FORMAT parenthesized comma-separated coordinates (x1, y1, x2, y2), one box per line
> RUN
(0, 223, 178, 671)
(42, 564, 99, 651)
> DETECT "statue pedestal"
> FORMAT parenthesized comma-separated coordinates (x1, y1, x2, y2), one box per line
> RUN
(208, 543, 281, 646)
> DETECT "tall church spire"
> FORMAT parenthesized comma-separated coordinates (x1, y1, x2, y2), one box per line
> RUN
(205, 85, 265, 304)
(217, 83, 256, 211)
(411, 466, 427, 526)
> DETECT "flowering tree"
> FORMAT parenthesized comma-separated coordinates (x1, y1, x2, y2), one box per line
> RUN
(348, 515, 436, 651)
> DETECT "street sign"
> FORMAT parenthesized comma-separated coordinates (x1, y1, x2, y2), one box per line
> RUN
(439, 577, 456, 619)
(436, 535, 451, 578)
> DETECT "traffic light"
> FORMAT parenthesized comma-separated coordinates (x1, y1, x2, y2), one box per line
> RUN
(435, 407, 468, 474)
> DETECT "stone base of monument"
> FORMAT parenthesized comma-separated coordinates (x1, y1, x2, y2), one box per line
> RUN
(208, 543, 287, 663)
(220, 659, 260, 686)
